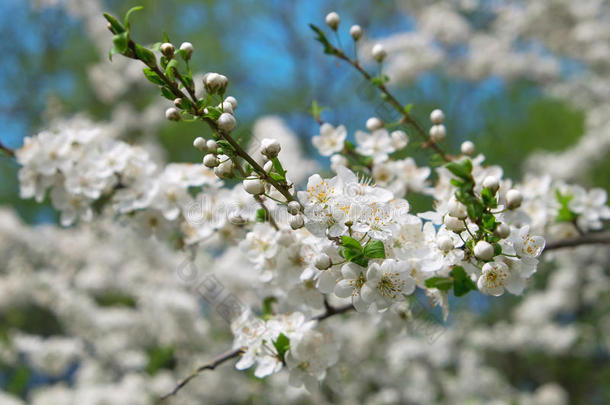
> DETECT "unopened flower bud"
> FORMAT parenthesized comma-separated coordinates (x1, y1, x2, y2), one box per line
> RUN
(225, 96, 238, 110)
(193, 137, 206, 151)
(263, 160, 273, 173)
(287, 201, 301, 215)
(482, 176, 499, 193)
(206, 139, 218, 151)
(160, 42, 174, 58)
(173, 98, 183, 108)
(474, 240, 494, 261)
(444, 215, 465, 232)
(203, 153, 219, 168)
(366, 117, 384, 131)
(372, 43, 387, 62)
(203, 72, 228, 94)
(214, 160, 234, 178)
(217, 113, 236, 132)
(448, 200, 468, 219)
(506, 189, 523, 209)
(165, 107, 180, 121)
(350, 25, 363, 41)
(243, 178, 265, 195)
(391, 130, 409, 149)
(429, 124, 446, 142)
(219, 101, 233, 114)
(290, 213, 304, 230)
(179, 42, 194, 59)
(437, 236, 454, 252)
(430, 109, 445, 124)
(260, 138, 281, 158)
(314, 253, 332, 270)
(461, 140, 475, 156)
(325, 11, 340, 30)
(494, 223, 510, 239)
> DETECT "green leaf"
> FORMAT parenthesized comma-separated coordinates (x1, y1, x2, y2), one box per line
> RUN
(371, 75, 390, 86)
(404, 104, 414, 114)
(481, 213, 496, 231)
(146, 345, 176, 375)
(108, 46, 119, 61)
(309, 100, 325, 119)
(424, 277, 453, 291)
(7, 366, 30, 397)
(341, 236, 363, 252)
(555, 189, 577, 222)
(493, 243, 502, 256)
(481, 187, 497, 208)
(160, 86, 175, 100)
(255, 208, 266, 223)
(273, 333, 290, 362)
(204, 106, 222, 121)
(262, 297, 276, 319)
(450, 266, 477, 297)
(103, 12, 125, 34)
(112, 32, 129, 54)
(135, 44, 156, 67)
(445, 160, 472, 180)
(340, 236, 367, 265)
(269, 172, 285, 181)
(271, 157, 286, 177)
(142, 68, 165, 85)
(309, 24, 335, 55)
(364, 240, 386, 259)
(165, 59, 180, 81)
(163, 32, 171, 43)
(124, 5, 143, 29)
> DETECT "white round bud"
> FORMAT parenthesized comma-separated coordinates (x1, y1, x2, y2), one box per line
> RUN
(430, 109, 445, 124)
(173, 98, 182, 107)
(314, 253, 332, 270)
(260, 138, 281, 158)
(444, 215, 465, 232)
(448, 200, 468, 220)
(429, 124, 446, 142)
(366, 117, 384, 131)
(225, 96, 238, 110)
(287, 201, 301, 215)
(204, 72, 228, 94)
(219, 101, 234, 114)
(482, 176, 499, 193)
(206, 139, 218, 151)
(160, 42, 174, 58)
(437, 236, 454, 252)
(350, 25, 363, 41)
(325, 12, 340, 30)
(179, 42, 194, 59)
(263, 160, 273, 173)
(474, 240, 495, 261)
(193, 137, 206, 151)
(506, 189, 523, 209)
(165, 107, 180, 121)
(243, 178, 265, 195)
(290, 213, 305, 230)
(390, 130, 409, 149)
(217, 113, 236, 132)
(372, 43, 387, 62)
(214, 159, 234, 178)
(203, 154, 219, 168)
(494, 223, 511, 239)
(461, 140, 475, 156)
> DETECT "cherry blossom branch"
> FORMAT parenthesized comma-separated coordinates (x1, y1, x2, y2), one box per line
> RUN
(319, 39, 451, 162)
(544, 231, 610, 250)
(157, 347, 246, 403)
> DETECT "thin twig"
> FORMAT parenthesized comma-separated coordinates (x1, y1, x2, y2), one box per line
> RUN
(157, 347, 245, 403)
(0, 139, 15, 158)
(544, 231, 610, 251)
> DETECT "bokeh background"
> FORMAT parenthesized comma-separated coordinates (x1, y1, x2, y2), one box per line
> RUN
(0, 0, 609, 404)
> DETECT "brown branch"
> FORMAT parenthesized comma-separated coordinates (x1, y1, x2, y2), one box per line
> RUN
(313, 302, 354, 321)
(0, 139, 15, 158)
(544, 231, 610, 251)
(157, 347, 245, 403)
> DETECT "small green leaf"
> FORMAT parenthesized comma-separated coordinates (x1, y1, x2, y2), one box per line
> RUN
(450, 266, 477, 297)
(309, 24, 335, 55)
(103, 12, 125, 34)
(163, 32, 171, 43)
(445, 160, 472, 180)
(146, 345, 176, 375)
(204, 106, 222, 121)
(124, 5, 143, 28)
(424, 277, 453, 291)
(160, 86, 175, 100)
(112, 32, 129, 54)
(142, 68, 165, 85)
(165, 59, 180, 81)
(255, 208, 266, 223)
(269, 172, 285, 181)
(404, 103, 415, 114)
(135, 44, 156, 67)
(262, 297, 276, 319)
(481, 213, 496, 231)
(271, 157, 286, 177)
(273, 333, 290, 362)
(341, 236, 363, 252)
(309, 100, 325, 120)
(555, 189, 577, 222)
(364, 240, 386, 259)
(493, 243, 502, 256)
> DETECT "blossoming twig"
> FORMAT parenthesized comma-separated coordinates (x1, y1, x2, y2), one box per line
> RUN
(157, 347, 246, 402)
